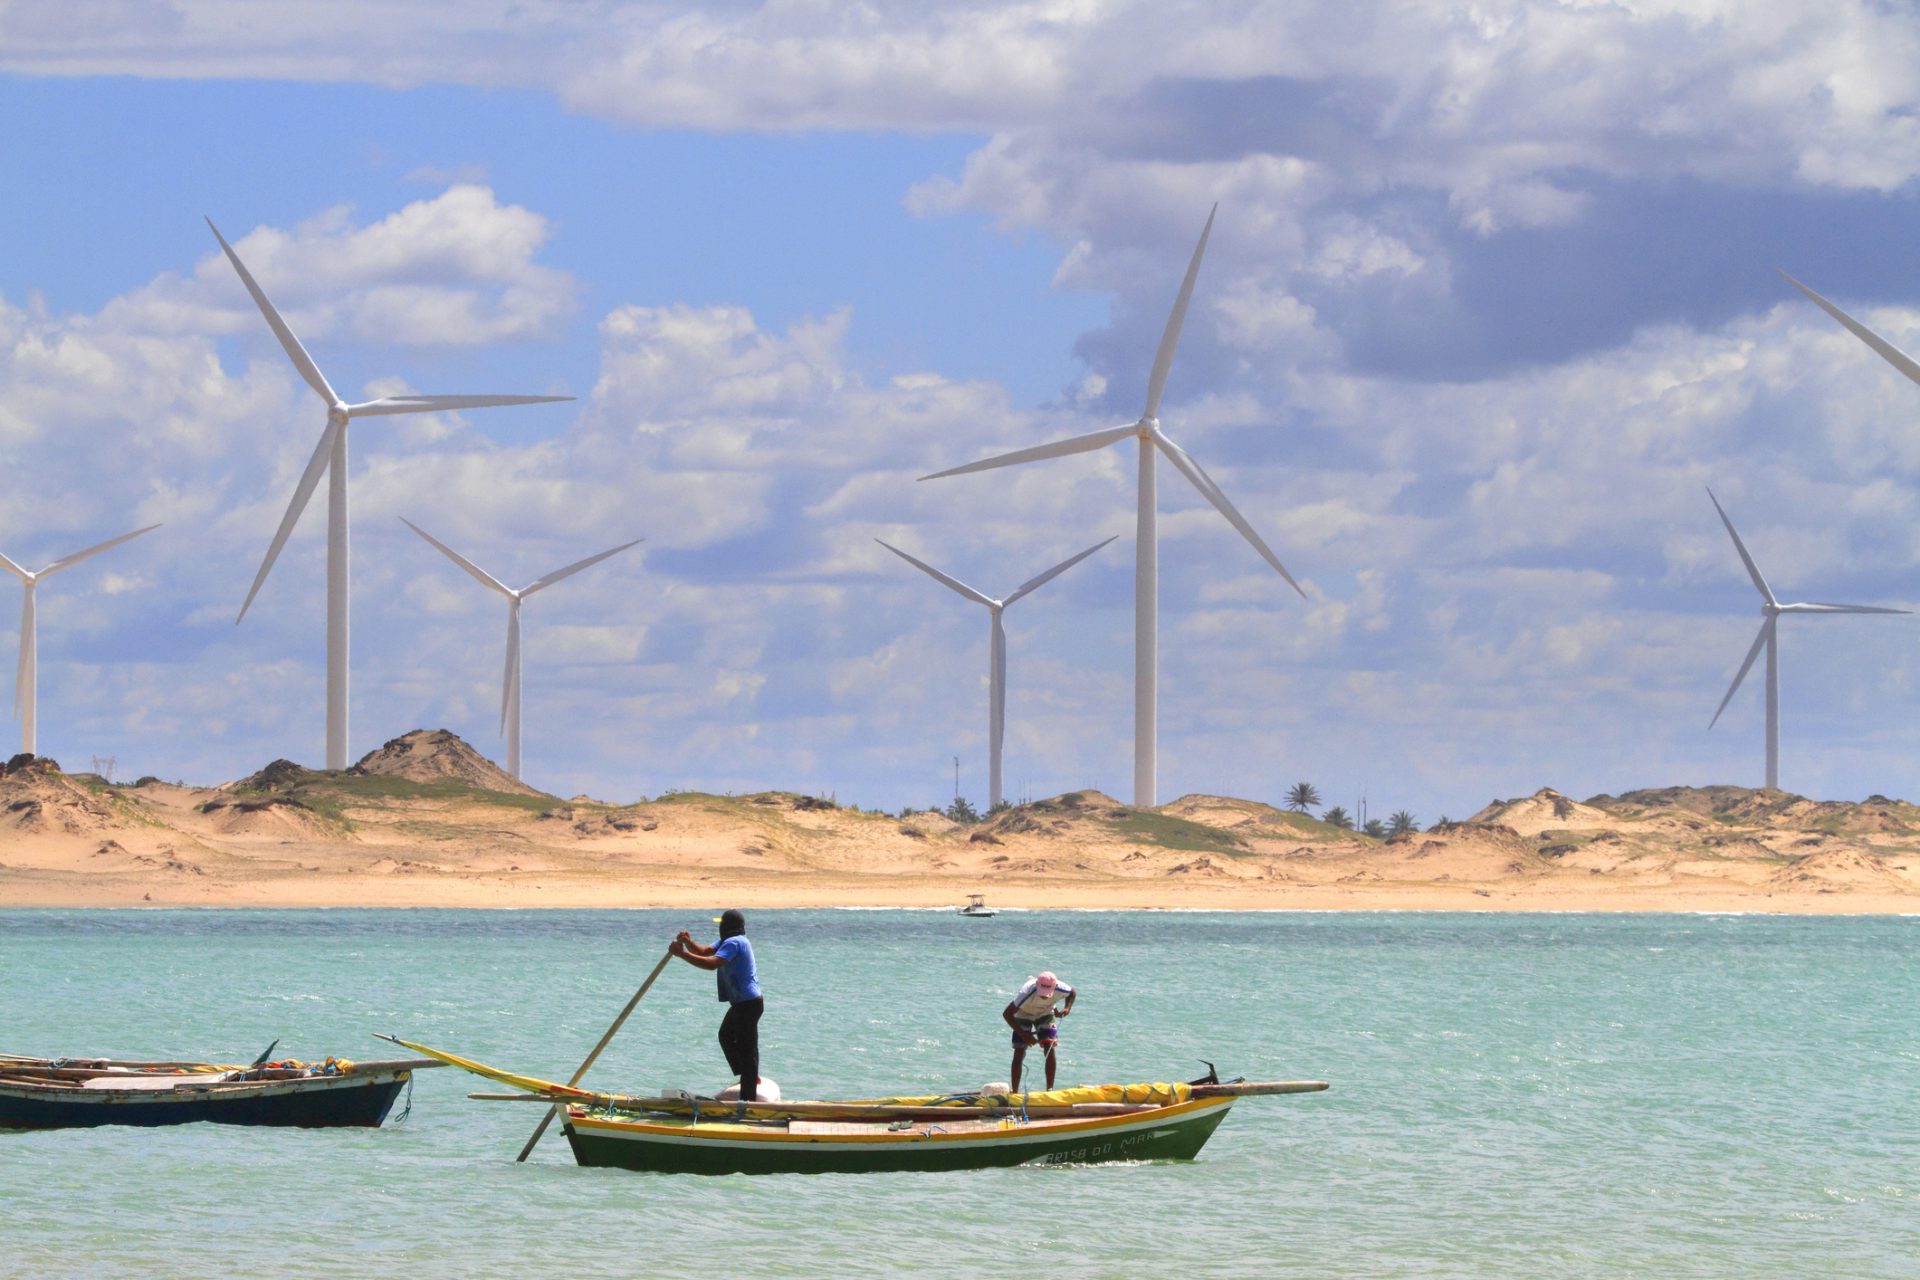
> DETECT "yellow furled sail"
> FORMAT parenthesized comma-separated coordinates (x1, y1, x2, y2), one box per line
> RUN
(384, 1036, 589, 1097)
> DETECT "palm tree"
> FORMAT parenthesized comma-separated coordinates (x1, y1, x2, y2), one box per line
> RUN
(1321, 805, 1353, 830)
(1362, 818, 1386, 839)
(1388, 810, 1418, 836)
(1285, 782, 1320, 812)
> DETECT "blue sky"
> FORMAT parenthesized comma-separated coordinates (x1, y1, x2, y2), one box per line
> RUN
(7, 1, 1920, 821)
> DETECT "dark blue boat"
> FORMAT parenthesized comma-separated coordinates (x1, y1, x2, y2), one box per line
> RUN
(0, 1055, 440, 1130)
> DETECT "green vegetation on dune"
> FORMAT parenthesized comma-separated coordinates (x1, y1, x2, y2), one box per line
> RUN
(1268, 809, 1349, 838)
(1101, 809, 1250, 855)
(650, 790, 770, 818)
(219, 771, 558, 829)
(318, 773, 559, 811)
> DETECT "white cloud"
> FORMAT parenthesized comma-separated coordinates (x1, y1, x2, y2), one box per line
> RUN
(103, 185, 576, 348)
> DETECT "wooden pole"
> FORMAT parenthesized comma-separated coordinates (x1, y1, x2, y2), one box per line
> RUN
(516, 948, 675, 1162)
(1191, 1080, 1328, 1097)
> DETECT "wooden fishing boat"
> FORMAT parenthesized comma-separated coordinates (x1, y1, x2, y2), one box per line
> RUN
(0, 1052, 442, 1130)
(381, 1034, 1326, 1176)
(557, 1091, 1243, 1174)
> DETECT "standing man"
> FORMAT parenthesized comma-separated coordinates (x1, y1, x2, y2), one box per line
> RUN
(670, 909, 763, 1102)
(1003, 970, 1075, 1093)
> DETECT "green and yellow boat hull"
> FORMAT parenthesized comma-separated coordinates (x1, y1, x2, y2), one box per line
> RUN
(560, 1094, 1238, 1175)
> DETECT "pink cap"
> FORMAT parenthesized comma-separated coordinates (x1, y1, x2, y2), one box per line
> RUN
(1035, 971, 1057, 993)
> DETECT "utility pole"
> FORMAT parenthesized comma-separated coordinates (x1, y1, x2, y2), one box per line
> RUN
(954, 756, 960, 803)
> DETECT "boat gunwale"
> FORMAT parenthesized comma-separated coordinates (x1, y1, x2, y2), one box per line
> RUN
(0, 1067, 420, 1105)
(564, 1093, 1236, 1146)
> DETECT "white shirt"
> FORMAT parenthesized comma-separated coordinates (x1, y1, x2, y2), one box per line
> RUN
(1010, 977, 1072, 1022)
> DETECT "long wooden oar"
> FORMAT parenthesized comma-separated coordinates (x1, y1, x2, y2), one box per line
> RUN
(516, 948, 674, 1162)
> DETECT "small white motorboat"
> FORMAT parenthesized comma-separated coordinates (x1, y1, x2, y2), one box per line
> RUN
(958, 894, 995, 918)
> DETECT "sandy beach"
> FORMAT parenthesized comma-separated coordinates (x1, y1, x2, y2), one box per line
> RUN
(0, 730, 1914, 914)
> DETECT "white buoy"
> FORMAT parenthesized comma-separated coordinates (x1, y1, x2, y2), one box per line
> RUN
(715, 1077, 781, 1103)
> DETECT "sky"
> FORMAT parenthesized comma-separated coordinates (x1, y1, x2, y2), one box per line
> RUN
(6, 0, 1920, 821)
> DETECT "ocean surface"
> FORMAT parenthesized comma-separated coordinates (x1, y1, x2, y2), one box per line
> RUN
(0, 909, 1913, 1278)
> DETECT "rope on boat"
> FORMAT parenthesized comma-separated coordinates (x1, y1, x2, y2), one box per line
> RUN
(392, 1073, 414, 1125)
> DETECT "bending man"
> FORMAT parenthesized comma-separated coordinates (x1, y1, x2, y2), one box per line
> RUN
(1003, 970, 1075, 1093)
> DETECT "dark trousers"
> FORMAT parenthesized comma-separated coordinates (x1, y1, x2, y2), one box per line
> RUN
(719, 997, 764, 1102)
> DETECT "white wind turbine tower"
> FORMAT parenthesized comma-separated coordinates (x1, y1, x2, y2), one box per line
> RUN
(1706, 489, 1907, 791)
(877, 536, 1114, 809)
(922, 207, 1303, 807)
(403, 519, 641, 780)
(208, 218, 573, 770)
(1, 524, 160, 756)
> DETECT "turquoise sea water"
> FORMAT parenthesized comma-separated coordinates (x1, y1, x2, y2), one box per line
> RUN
(0, 910, 1913, 1278)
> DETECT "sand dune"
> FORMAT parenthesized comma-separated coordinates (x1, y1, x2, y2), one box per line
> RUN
(2, 735, 1917, 911)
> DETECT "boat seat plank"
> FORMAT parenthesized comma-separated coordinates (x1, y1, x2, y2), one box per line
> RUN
(79, 1074, 230, 1091)
(782, 1117, 1030, 1137)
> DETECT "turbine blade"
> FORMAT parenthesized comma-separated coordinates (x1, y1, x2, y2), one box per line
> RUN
(520, 539, 644, 597)
(501, 604, 521, 736)
(1155, 431, 1305, 598)
(400, 519, 513, 596)
(347, 394, 575, 417)
(920, 423, 1138, 482)
(1710, 618, 1773, 729)
(1145, 204, 1217, 420)
(1002, 536, 1118, 608)
(1786, 602, 1912, 615)
(1705, 487, 1775, 606)
(206, 217, 337, 406)
(237, 418, 340, 623)
(1780, 269, 1920, 390)
(0, 551, 28, 582)
(874, 539, 995, 608)
(37, 524, 161, 577)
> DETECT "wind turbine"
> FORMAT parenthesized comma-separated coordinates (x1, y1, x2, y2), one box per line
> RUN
(1, 525, 160, 756)
(402, 519, 641, 780)
(921, 206, 1303, 807)
(1706, 488, 1907, 790)
(208, 217, 574, 770)
(877, 536, 1114, 809)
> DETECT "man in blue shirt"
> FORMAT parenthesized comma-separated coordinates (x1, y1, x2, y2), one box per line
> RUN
(671, 908, 764, 1102)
